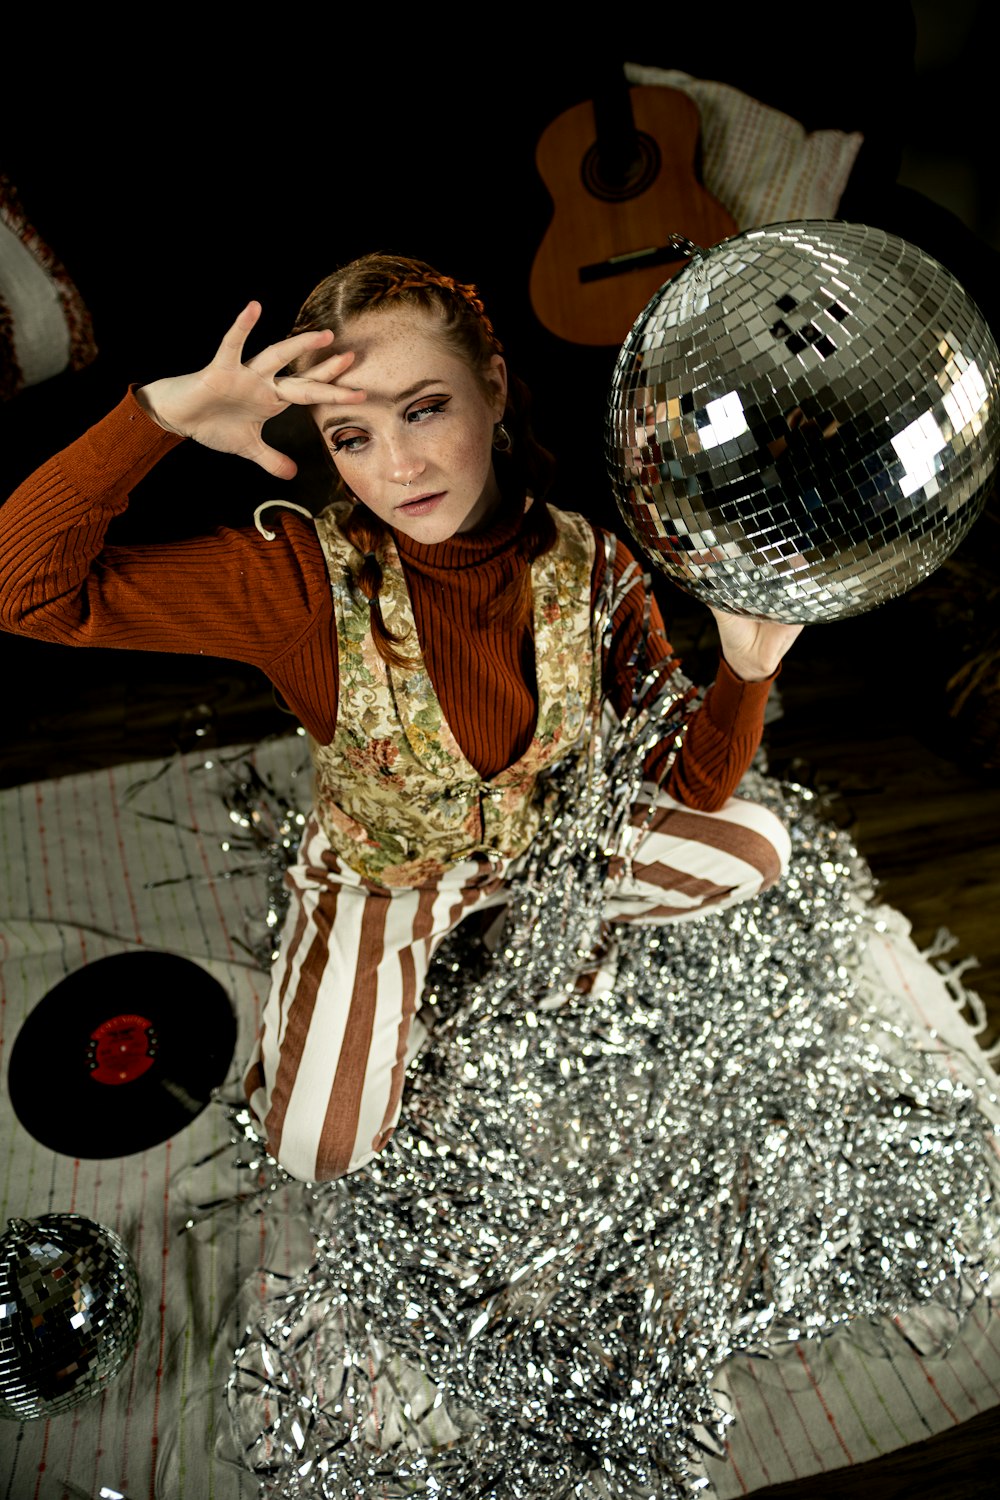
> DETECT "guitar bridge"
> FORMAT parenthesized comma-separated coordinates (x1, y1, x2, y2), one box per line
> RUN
(579, 238, 695, 284)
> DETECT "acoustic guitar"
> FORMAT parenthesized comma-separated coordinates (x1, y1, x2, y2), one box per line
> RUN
(529, 81, 738, 348)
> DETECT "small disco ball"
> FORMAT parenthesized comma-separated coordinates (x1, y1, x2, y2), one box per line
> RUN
(605, 220, 1000, 621)
(0, 1213, 143, 1420)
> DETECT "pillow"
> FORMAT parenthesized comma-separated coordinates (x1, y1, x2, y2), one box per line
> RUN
(0, 173, 97, 402)
(623, 63, 864, 231)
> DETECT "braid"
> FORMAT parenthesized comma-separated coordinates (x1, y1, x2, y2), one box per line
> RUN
(371, 271, 504, 354)
(338, 504, 419, 669)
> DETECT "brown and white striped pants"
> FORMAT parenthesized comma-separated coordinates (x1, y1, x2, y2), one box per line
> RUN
(243, 788, 790, 1183)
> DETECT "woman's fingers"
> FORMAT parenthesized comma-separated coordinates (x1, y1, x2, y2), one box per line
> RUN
(215, 305, 364, 408)
(252, 443, 299, 481)
(277, 345, 364, 405)
(298, 346, 357, 381)
(137, 302, 352, 460)
(212, 301, 265, 367)
(247, 325, 338, 379)
(280, 374, 366, 408)
(708, 606, 804, 681)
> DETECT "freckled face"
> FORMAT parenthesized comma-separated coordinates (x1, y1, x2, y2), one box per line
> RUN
(311, 307, 508, 543)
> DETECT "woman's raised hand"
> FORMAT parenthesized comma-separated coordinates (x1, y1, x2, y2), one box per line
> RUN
(134, 301, 363, 479)
(708, 606, 804, 683)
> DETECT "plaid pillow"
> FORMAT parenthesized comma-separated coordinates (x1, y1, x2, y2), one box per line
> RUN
(623, 64, 864, 231)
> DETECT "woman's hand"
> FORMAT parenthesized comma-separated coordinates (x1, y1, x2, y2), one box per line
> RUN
(708, 606, 804, 682)
(134, 301, 364, 480)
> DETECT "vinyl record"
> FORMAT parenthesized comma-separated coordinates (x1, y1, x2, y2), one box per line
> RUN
(7, 951, 238, 1158)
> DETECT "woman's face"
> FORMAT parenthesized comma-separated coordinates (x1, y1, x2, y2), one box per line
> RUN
(309, 306, 508, 543)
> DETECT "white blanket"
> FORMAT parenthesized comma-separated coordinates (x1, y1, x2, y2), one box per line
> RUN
(0, 734, 996, 1498)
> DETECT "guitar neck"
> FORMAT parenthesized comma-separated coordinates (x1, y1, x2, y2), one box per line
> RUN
(591, 67, 641, 186)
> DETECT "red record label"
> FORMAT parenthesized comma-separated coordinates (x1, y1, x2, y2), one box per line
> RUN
(88, 1014, 157, 1085)
(7, 952, 238, 1158)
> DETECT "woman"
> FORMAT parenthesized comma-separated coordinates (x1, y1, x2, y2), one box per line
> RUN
(0, 253, 801, 1181)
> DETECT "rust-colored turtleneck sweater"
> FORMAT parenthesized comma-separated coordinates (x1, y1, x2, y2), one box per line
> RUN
(0, 390, 776, 809)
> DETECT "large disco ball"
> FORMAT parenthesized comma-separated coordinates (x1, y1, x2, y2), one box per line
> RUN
(0, 1213, 143, 1420)
(605, 220, 1000, 621)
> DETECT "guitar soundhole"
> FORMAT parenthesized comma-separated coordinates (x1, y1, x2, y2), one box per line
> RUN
(582, 131, 662, 203)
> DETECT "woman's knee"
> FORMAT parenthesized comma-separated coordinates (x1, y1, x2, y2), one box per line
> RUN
(747, 801, 791, 891)
(705, 798, 790, 900)
(637, 790, 791, 889)
(608, 792, 792, 921)
(263, 1117, 398, 1184)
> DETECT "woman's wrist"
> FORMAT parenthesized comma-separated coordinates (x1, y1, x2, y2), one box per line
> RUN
(719, 651, 778, 684)
(133, 379, 188, 438)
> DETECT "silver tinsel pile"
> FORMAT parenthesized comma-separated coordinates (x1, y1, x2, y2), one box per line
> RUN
(220, 559, 1000, 1499)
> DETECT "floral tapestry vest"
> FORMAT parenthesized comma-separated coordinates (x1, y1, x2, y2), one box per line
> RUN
(310, 502, 601, 887)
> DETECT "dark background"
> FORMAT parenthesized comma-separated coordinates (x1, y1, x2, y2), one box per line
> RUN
(1, 1, 998, 770)
(4, 3, 997, 506)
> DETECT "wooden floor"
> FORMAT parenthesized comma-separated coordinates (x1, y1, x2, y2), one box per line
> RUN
(669, 590, 1000, 1050)
(1, 582, 998, 1496)
(681, 594, 1000, 1496)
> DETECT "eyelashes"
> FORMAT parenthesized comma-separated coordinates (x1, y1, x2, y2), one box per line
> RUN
(410, 398, 449, 422)
(329, 397, 451, 455)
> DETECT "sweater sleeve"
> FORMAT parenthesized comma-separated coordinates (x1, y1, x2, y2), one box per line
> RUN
(0, 388, 335, 676)
(592, 532, 776, 811)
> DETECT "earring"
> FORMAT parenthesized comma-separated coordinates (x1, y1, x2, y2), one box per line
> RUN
(492, 421, 513, 453)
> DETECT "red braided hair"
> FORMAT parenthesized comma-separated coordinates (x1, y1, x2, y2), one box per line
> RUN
(290, 253, 557, 668)
(367, 270, 504, 355)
